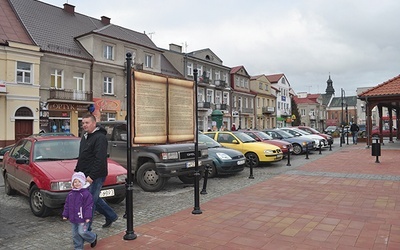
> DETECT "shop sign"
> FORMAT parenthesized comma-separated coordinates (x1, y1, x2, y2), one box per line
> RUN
(0, 82, 6, 93)
(48, 103, 90, 111)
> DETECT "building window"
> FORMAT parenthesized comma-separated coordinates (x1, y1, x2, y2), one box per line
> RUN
(235, 76, 239, 86)
(187, 62, 193, 76)
(103, 76, 114, 94)
(197, 65, 203, 78)
(259, 82, 262, 89)
(206, 68, 212, 80)
(101, 112, 116, 121)
(301, 109, 306, 116)
(103, 45, 114, 60)
(215, 91, 222, 104)
(282, 78, 286, 84)
(51, 69, 63, 89)
(223, 92, 229, 104)
(206, 89, 214, 103)
(215, 71, 220, 80)
(145, 54, 153, 68)
(16, 62, 32, 84)
(240, 79, 244, 88)
(73, 73, 84, 91)
(198, 88, 205, 102)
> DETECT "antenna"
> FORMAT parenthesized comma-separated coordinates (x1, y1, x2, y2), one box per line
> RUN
(306, 85, 312, 93)
(181, 42, 188, 53)
(147, 32, 155, 40)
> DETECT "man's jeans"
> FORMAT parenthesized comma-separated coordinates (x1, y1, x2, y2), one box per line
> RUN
(88, 177, 118, 230)
(71, 222, 96, 250)
(352, 131, 358, 144)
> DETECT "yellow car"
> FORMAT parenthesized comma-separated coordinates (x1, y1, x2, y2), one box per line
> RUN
(204, 131, 283, 167)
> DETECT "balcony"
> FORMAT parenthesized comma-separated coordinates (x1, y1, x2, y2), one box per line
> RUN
(262, 106, 275, 114)
(198, 102, 211, 109)
(310, 115, 316, 120)
(241, 107, 254, 114)
(215, 103, 229, 110)
(214, 79, 227, 88)
(49, 88, 92, 102)
(199, 76, 210, 84)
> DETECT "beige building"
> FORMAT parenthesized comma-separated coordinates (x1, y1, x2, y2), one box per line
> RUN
(0, 0, 43, 147)
(250, 75, 277, 129)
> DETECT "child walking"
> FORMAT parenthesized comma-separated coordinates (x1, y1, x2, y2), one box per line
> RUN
(63, 172, 97, 249)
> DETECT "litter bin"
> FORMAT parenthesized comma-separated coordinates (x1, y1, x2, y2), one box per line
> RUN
(371, 137, 381, 156)
(371, 136, 381, 163)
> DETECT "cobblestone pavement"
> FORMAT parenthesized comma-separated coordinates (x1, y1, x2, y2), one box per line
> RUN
(0, 141, 350, 249)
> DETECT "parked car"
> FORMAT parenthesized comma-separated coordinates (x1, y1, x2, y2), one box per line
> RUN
(295, 126, 334, 145)
(1, 134, 127, 217)
(0, 144, 14, 161)
(203, 131, 283, 167)
(263, 129, 314, 155)
(371, 126, 397, 137)
(280, 127, 328, 149)
(198, 134, 246, 177)
(324, 126, 338, 135)
(240, 130, 292, 156)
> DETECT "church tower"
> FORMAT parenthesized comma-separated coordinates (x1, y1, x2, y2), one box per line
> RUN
(325, 75, 335, 96)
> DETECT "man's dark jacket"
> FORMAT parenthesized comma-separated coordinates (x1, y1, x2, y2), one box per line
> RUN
(75, 126, 108, 180)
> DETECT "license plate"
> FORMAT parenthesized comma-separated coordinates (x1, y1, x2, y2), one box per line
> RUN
(99, 189, 115, 198)
(276, 154, 283, 159)
(186, 161, 202, 168)
(237, 159, 246, 165)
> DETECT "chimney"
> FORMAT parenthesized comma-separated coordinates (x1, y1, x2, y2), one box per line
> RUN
(63, 3, 75, 14)
(169, 43, 182, 53)
(101, 16, 111, 25)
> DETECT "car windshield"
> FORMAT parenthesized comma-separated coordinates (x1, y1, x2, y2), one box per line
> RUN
(304, 127, 320, 134)
(254, 131, 273, 140)
(34, 139, 80, 161)
(198, 134, 221, 148)
(292, 128, 310, 135)
(275, 130, 295, 139)
(232, 132, 257, 143)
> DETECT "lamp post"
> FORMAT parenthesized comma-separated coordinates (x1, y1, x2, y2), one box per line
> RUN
(340, 88, 345, 147)
(192, 69, 202, 215)
(124, 52, 137, 240)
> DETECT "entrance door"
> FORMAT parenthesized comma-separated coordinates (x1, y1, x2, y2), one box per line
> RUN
(15, 120, 33, 142)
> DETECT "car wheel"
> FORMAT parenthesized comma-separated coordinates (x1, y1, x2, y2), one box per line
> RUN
(136, 162, 167, 192)
(245, 152, 259, 167)
(292, 144, 302, 155)
(29, 185, 51, 217)
(207, 163, 218, 178)
(106, 197, 125, 204)
(178, 172, 203, 184)
(4, 173, 17, 195)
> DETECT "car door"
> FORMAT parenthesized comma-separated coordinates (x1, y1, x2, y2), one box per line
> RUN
(216, 133, 243, 152)
(109, 124, 128, 168)
(13, 140, 33, 196)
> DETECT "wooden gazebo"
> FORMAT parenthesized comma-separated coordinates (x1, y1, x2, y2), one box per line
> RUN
(358, 75, 400, 146)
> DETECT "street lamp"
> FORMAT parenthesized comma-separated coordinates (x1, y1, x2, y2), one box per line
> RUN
(340, 88, 345, 147)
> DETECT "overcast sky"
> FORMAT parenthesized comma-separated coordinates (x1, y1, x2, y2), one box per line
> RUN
(43, 0, 400, 96)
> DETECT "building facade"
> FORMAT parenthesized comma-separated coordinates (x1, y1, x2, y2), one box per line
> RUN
(249, 75, 276, 129)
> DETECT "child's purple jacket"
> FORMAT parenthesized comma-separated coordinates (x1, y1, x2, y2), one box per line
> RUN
(62, 188, 93, 223)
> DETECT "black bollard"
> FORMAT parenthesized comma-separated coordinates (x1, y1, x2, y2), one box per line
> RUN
(346, 130, 349, 145)
(319, 142, 322, 155)
(286, 149, 291, 166)
(329, 142, 332, 151)
(305, 145, 309, 159)
(200, 165, 210, 195)
(248, 159, 254, 179)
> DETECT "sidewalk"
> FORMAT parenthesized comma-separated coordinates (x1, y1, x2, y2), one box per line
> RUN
(91, 141, 400, 249)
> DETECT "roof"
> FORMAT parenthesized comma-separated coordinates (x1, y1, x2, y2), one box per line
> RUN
(293, 94, 321, 105)
(358, 75, 400, 98)
(8, 0, 158, 59)
(230, 66, 243, 74)
(266, 73, 284, 83)
(0, 0, 33, 45)
(329, 96, 358, 108)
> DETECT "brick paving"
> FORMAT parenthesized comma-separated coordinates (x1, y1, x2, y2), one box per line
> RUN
(90, 141, 400, 249)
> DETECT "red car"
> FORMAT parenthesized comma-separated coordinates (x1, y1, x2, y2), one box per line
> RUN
(295, 126, 334, 145)
(241, 130, 292, 156)
(371, 126, 397, 137)
(1, 133, 127, 217)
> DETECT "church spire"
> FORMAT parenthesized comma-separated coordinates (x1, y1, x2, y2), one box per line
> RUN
(325, 74, 335, 95)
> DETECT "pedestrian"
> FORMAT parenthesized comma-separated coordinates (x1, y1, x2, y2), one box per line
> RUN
(350, 122, 360, 144)
(62, 172, 97, 249)
(231, 123, 236, 131)
(75, 113, 118, 230)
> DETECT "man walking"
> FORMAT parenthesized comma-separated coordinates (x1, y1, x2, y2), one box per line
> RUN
(350, 122, 360, 145)
(75, 114, 118, 230)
